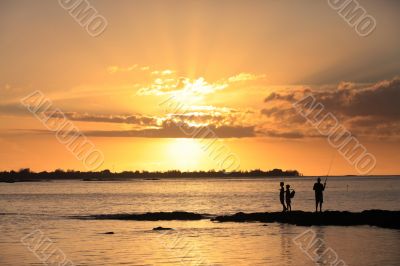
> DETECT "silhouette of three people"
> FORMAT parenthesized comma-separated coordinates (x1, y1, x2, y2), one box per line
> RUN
(279, 177, 326, 212)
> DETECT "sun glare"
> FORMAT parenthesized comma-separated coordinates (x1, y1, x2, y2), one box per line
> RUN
(170, 77, 227, 104)
(166, 138, 204, 170)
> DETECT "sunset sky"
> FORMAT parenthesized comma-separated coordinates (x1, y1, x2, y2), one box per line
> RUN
(1, 0, 399, 175)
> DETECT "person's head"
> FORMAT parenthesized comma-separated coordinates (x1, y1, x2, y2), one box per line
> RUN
(280, 182, 284, 187)
(317, 177, 321, 183)
(286, 184, 290, 189)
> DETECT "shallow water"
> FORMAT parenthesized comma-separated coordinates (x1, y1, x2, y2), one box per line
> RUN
(1, 176, 399, 265)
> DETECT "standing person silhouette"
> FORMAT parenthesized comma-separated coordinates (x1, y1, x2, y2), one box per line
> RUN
(279, 182, 286, 212)
(285, 184, 292, 212)
(313, 177, 326, 212)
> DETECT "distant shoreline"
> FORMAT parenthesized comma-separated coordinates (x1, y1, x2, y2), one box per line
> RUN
(0, 168, 301, 183)
(0, 172, 400, 183)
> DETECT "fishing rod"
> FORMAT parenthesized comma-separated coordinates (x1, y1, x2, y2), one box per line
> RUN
(326, 151, 336, 177)
(325, 151, 336, 186)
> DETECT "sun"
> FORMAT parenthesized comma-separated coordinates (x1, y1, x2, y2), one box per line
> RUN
(166, 138, 204, 170)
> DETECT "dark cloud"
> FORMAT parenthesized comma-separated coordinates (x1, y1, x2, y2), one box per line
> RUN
(0, 105, 159, 126)
(1, 102, 257, 138)
(342, 78, 400, 118)
(169, 110, 247, 127)
(264, 92, 297, 102)
(262, 76, 400, 138)
(6, 120, 256, 139)
(48, 112, 158, 126)
(82, 121, 256, 138)
(259, 130, 305, 139)
(0, 103, 30, 116)
(170, 113, 225, 125)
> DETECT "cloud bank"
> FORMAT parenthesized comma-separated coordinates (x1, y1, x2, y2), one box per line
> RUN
(261, 76, 400, 139)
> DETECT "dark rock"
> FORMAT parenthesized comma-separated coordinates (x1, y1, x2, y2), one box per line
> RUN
(212, 210, 400, 229)
(153, 226, 173, 231)
(83, 211, 205, 221)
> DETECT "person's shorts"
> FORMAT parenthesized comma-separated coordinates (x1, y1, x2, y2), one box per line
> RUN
(315, 195, 323, 203)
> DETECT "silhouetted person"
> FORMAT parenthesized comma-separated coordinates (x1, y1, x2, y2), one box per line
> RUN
(279, 182, 286, 212)
(285, 184, 292, 212)
(313, 177, 326, 212)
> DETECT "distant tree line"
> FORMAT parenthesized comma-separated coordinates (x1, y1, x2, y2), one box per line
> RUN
(0, 168, 301, 182)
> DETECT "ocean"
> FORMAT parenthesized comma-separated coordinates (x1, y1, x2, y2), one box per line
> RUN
(1, 176, 399, 265)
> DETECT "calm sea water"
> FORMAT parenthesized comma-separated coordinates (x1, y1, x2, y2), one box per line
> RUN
(1, 176, 399, 265)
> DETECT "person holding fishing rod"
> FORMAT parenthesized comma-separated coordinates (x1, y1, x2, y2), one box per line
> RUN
(313, 177, 327, 212)
(313, 152, 334, 212)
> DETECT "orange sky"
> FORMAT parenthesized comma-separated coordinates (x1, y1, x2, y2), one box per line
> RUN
(1, 0, 399, 175)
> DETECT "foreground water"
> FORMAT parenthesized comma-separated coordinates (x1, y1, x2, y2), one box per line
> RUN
(1, 176, 399, 265)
